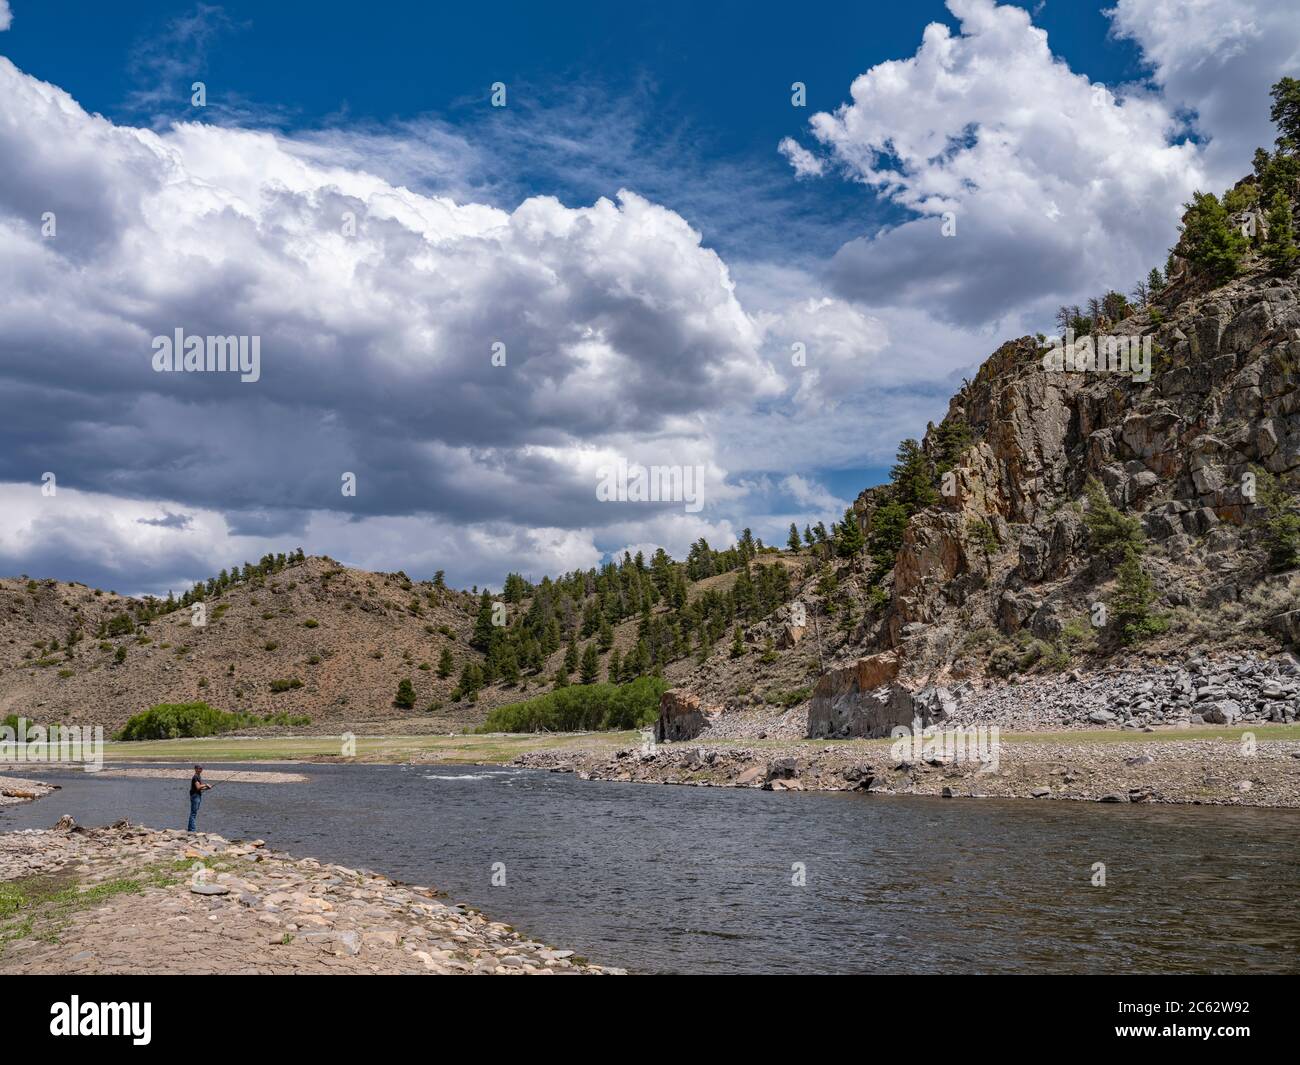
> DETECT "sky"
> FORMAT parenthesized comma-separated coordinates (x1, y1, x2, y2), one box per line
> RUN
(0, 0, 1296, 595)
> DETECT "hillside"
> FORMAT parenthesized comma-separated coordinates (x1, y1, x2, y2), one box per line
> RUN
(3, 152, 1298, 740)
(670, 170, 1300, 722)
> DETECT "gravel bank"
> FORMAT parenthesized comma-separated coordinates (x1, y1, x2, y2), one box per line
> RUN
(516, 731, 1300, 806)
(0, 820, 620, 975)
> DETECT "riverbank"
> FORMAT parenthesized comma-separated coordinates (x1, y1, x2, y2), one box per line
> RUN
(0, 774, 58, 806)
(514, 726, 1300, 807)
(0, 820, 620, 975)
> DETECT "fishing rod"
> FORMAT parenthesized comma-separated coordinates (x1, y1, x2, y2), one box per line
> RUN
(206, 769, 255, 787)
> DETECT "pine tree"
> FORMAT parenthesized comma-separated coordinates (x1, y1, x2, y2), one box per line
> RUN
(579, 642, 598, 681)
(394, 678, 416, 709)
(1146, 266, 1164, 295)
(1111, 548, 1167, 645)
(787, 523, 802, 551)
(933, 418, 973, 473)
(1253, 467, 1300, 571)
(563, 639, 579, 676)
(1083, 477, 1145, 561)
(1262, 190, 1300, 275)
(1178, 191, 1247, 278)
(1269, 76, 1300, 148)
(836, 506, 865, 558)
(607, 647, 622, 684)
(866, 500, 909, 580)
(729, 625, 746, 658)
(436, 647, 454, 678)
(1102, 290, 1129, 322)
(498, 646, 520, 686)
(470, 590, 496, 651)
(890, 439, 937, 513)
(802, 525, 814, 546)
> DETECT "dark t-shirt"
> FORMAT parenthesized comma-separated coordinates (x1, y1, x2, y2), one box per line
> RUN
(190, 775, 202, 796)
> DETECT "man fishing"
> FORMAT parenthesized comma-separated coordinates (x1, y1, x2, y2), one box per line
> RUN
(188, 765, 212, 832)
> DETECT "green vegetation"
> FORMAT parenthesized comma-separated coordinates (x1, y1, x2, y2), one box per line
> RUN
(393, 679, 416, 710)
(1111, 550, 1169, 645)
(1253, 466, 1300, 571)
(1178, 190, 1248, 279)
(436, 647, 454, 678)
(1083, 477, 1145, 561)
(1262, 190, 1299, 275)
(116, 701, 311, 741)
(763, 686, 812, 708)
(477, 675, 669, 733)
(269, 677, 304, 693)
(1, 873, 146, 956)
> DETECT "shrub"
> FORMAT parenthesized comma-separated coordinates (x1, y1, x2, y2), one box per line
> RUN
(1178, 190, 1247, 278)
(269, 678, 304, 693)
(477, 676, 668, 733)
(116, 702, 311, 740)
(394, 678, 416, 710)
(1112, 549, 1169, 645)
(1253, 466, 1300, 570)
(105, 613, 135, 637)
(303, 618, 319, 629)
(117, 702, 239, 741)
(1083, 477, 1145, 560)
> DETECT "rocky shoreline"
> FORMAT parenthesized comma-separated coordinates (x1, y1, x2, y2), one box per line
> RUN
(0, 774, 58, 806)
(0, 820, 620, 975)
(515, 731, 1300, 807)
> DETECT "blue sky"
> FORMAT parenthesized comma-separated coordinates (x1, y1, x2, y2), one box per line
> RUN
(0, 0, 1294, 593)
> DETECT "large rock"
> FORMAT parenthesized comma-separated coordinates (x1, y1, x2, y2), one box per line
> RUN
(655, 690, 715, 742)
(854, 651, 901, 690)
(776, 623, 806, 649)
(807, 656, 948, 739)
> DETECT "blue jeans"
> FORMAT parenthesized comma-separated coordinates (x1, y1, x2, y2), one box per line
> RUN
(188, 792, 202, 832)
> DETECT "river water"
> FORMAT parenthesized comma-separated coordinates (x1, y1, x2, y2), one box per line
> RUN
(2, 762, 1297, 974)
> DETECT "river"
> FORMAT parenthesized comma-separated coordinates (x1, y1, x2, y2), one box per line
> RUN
(3, 762, 1297, 974)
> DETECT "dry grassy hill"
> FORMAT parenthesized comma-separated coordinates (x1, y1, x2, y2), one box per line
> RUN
(0, 558, 492, 733)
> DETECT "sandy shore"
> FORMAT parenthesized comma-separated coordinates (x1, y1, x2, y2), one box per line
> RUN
(515, 732, 1300, 806)
(0, 819, 619, 975)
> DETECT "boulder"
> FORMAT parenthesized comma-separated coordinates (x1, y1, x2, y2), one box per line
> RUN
(807, 658, 943, 739)
(776, 623, 806, 649)
(855, 651, 901, 690)
(655, 690, 715, 742)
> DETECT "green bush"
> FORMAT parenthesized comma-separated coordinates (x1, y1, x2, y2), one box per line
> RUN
(116, 702, 242, 741)
(269, 677, 303, 693)
(477, 676, 668, 733)
(1083, 477, 1145, 560)
(116, 702, 311, 740)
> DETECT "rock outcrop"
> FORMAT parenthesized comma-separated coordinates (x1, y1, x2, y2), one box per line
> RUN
(806, 651, 955, 738)
(655, 689, 716, 742)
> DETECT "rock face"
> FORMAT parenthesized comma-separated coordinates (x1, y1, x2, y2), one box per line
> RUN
(806, 652, 953, 739)
(656, 689, 715, 742)
(862, 257, 1300, 675)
